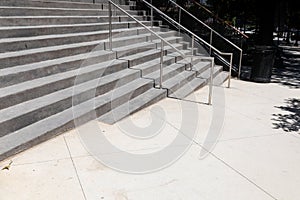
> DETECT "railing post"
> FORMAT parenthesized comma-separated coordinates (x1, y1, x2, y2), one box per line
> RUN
(209, 29, 213, 55)
(108, 1, 113, 51)
(228, 54, 233, 88)
(191, 35, 195, 65)
(208, 58, 214, 105)
(151, 0, 153, 27)
(160, 40, 164, 89)
(150, 0, 153, 42)
(238, 50, 243, 79)
(178, 8, 182, 32)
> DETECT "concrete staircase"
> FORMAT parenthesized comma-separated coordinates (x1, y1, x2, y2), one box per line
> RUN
(0, 0, 228, 161)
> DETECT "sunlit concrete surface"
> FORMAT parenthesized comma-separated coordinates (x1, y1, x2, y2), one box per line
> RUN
(0, 76, 299, 200)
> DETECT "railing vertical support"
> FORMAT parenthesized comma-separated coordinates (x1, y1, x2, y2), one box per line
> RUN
(191, 35, 195, 65)
(208, 58, 214, 105)
(150, 0, 153, 42)
(178, 8, 182, 33)
(151, 0, 153, 27)
(108, 1, 113, 51)
(228, 54, 233, 88)
(209, 30, 213, 55)
(160, 40, 164, 89)
(238, 50, 243, 79)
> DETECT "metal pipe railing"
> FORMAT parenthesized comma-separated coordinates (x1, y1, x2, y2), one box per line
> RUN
(142, 0, 233, 89)
(168, 0, 243, 79)
(208, 57, 215, 105)
(191, 0, 249, 39)
(108, 0, 186, 92)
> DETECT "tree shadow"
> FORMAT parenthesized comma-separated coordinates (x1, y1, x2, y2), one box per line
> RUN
(271, 46, 300, 88)
(272, 98, 300, 133)
(272, 63, 300, 89)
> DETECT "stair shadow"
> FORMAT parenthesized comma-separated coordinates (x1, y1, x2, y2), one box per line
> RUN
(272, 98, 300, 133)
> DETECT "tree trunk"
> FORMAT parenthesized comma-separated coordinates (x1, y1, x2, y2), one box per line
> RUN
(256, 1, 276, 45)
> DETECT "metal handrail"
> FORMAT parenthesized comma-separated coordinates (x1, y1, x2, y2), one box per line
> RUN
(108, 0, 187, 89)
(168, 0, 243, 79)
(143, 0, 233, 88)
(191, 0, 249, 39)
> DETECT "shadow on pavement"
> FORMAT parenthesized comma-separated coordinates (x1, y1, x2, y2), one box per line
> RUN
(272, 98, 300, 133)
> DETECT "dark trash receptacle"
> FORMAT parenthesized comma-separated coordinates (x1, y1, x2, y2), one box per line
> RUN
(250, 46, 276, 83)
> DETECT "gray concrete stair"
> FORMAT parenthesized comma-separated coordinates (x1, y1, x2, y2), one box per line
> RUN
(0, 0, 229, 162)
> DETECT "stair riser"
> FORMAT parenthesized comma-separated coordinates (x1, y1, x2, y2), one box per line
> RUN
(0, 16, 147, 26)
(0, 76, 152, 137)
(0, 21, 152, 39)
(0, 8, 144, 16)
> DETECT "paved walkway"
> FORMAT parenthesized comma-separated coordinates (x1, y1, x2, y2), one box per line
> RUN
(0, 66, 299, 199)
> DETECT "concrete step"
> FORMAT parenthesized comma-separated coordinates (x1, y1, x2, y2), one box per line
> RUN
(121, 43, 186, 67)
(197, 65, 224, 79)
(144, 63, 187, 86)
(0, 0, 130, 10)
(0, 36, 187, 109)
(0, 15, 148, 26)
(0, 67, 150, 136)
(130, 55, 177, 76)
(168, 78, 206, 99)
(0, 33, 178, 87)
(0, 27, 163, 53)
(0, 21, 152, 38)
(0, 49, 116, 88)
(167, 64, 224, 99)
(99, 87, 167, 124)
(213, 71, 229, 86)
(0, 31, 176, 68)
(0, 6, 144, 16)
(0, 78, 157, 161)
(163, 70, 197, 95)
(0, 57, 138, 110)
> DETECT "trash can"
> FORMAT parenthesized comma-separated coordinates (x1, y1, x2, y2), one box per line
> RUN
(250, 45, 276, 83)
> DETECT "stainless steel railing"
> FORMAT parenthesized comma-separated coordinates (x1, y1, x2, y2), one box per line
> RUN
(168, 0, 243, 79)
(143, 0, 233, 88)
(108, 0, 216, 104)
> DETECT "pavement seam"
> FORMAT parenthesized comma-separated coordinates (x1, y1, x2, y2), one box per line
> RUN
(150, 106, 279, 200)
(63, 136, 88, 200)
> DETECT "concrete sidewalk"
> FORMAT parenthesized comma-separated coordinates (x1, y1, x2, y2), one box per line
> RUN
(0, 76, 299, 200)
